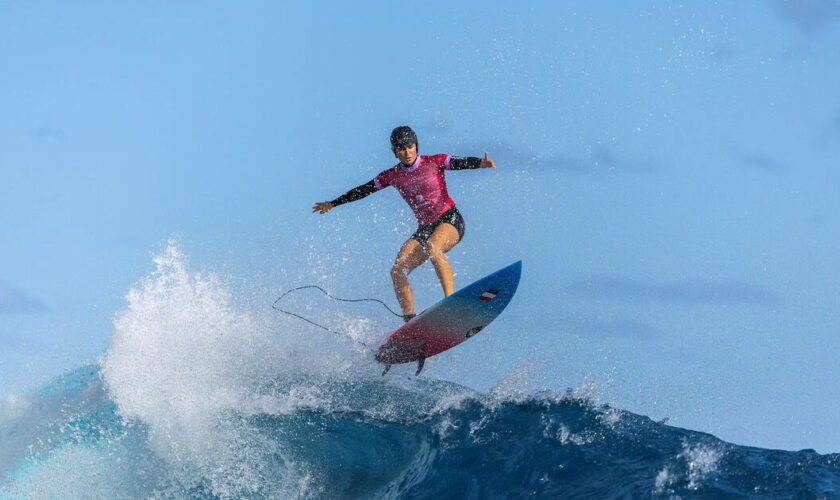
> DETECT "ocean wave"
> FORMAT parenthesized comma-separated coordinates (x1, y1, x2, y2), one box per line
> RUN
(3, 366, 840, 499)
(3, 242, 840, 498)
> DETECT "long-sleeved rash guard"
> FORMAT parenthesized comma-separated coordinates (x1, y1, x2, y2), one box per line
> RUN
(330, 155, 483, 225)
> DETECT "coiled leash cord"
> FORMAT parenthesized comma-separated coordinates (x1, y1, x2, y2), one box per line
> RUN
(271, 285, 403, 349)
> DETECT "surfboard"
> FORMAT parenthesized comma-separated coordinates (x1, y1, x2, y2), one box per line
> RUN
(375, 261, 522, 375)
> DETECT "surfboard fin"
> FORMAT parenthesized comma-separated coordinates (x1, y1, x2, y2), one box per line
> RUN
(415, 357, 425, 376)
(381, 364, 391, 376)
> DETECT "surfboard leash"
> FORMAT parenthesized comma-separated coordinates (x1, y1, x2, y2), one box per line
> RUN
(271, 285, 404, 349)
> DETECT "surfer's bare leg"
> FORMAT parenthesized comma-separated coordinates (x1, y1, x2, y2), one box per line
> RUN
(424, 223, 461, 297)
(391, 238, 428, 315)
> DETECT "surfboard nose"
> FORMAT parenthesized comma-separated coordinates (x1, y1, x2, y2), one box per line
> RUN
(497, 260, 522, 294)
(507, 260, 522, 278)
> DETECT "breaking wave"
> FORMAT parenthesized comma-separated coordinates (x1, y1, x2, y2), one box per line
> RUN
(2, 243, 839, 498)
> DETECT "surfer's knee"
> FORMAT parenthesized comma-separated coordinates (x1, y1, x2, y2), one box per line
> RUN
(424, 242, 446, 262)
(391, 262, 410, 281)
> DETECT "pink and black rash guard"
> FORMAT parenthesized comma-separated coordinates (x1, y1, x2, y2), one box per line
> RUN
(374, 154, 454, 224)
(330, 154, 483, 225)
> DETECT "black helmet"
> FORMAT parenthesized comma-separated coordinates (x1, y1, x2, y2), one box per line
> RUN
(390, 126, 418, 151)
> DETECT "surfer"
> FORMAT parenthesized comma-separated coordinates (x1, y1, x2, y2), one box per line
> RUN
(312, 126, 496, 322)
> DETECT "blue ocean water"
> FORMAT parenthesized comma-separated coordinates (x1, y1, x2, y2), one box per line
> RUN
(2, 365, 840, 499)
(3, 244, 839, 498)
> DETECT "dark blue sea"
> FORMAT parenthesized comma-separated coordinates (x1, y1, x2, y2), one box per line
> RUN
(2, 365, 840, 499)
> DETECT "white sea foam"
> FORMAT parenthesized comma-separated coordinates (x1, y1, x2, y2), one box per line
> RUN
(680, 442, 723, 490)
(99, 240, 369, 498)
(596, 408, 624, 427)
(102, 242, 275, 432)
(540, 414, 595, 446)
(428, 385, 478, 415)
(653, 440, 724, 495)
(653, 466, 673, 494)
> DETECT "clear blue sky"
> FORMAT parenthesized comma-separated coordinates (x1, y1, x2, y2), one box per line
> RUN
(2, 1, 840, 452)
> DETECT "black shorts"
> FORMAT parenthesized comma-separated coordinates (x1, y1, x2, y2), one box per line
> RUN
(411, 206, 466, 245)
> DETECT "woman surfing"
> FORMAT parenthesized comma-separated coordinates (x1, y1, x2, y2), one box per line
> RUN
(312, 126, 496, 322)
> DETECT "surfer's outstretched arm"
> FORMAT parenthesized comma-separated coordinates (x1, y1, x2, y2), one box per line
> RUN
(312, 180, 379, 214)
(448, 153, 495, 170)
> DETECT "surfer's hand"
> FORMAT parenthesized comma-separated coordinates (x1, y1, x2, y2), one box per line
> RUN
(312, 201, 333, 214)
(481, 152, 496, 168)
